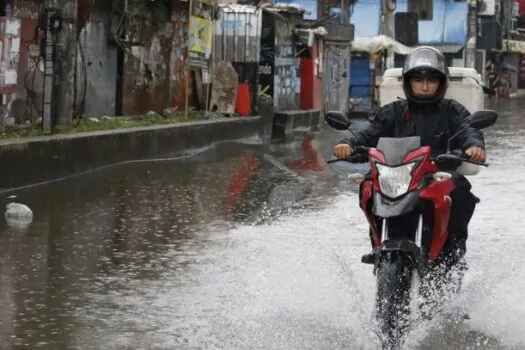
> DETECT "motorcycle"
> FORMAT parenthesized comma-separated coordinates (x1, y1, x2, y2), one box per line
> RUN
(325, 109, 499, 349)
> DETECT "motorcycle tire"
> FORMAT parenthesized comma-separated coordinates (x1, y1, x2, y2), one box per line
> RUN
(375, 251, 414, 350)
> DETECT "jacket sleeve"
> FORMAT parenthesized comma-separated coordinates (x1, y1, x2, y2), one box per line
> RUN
(448, 100, 485, 150)
(339, 104, 394, 147)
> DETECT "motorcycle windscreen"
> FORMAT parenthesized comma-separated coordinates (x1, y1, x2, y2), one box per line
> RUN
(376, 137, 421, 165)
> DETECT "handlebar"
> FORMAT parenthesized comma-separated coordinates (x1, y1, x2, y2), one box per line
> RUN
(327, 146, 370, 164)
(434, 149, 489, 167)
(328, 147, 488, 167)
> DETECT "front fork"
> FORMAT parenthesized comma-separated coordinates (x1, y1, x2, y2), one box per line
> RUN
(372, 215, 425, 274)
(379, 215, 424, 247)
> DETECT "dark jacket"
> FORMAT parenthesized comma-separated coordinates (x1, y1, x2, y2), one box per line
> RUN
(340, 98, 485, 156)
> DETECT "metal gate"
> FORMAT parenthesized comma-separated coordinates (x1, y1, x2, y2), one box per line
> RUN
(324, 43, 351, 112)
(349, 55, 372, 111)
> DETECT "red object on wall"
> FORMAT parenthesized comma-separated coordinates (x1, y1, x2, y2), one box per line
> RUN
(518, 0, 525, 17)
(300, 38, 324, 110)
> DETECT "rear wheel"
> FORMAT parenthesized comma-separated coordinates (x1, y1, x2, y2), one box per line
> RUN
(376, 252, 414, 349)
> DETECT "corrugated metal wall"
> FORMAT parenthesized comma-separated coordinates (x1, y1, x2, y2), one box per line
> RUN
(215, 5, 262, 108)
(214, 5, 261, 63)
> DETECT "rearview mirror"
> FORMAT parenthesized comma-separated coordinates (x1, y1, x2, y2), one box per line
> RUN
(325, 111, 350, 130)
(470, 110, 499, 130)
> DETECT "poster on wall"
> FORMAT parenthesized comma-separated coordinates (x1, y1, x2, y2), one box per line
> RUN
(0, 17, 20, 94)
(188, 0, 215, 68)
(189, 16, 212, 57)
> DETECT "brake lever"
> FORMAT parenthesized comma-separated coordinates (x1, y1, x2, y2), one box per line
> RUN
(328, 146, 370, 164)
(452, 150, 489, 167)
(436, 153, 489, 167)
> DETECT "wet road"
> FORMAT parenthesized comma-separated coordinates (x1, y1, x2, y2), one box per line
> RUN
(1, 99, 525, 349)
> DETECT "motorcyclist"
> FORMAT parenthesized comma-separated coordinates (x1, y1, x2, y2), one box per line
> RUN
(333, 46, 486, 273)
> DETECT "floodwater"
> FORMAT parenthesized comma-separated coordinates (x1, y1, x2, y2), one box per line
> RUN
(0, 100, 524, 349)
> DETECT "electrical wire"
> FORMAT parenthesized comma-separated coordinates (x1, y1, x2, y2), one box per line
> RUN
(22, 2, 88, 127)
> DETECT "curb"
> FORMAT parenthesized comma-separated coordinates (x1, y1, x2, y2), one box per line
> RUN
(0, 116, 268, 190)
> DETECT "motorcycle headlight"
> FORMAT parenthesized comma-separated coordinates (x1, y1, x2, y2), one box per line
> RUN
(375, 162, 416, 199)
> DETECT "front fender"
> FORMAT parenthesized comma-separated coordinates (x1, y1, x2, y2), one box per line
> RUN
(376, 239, 424, 273)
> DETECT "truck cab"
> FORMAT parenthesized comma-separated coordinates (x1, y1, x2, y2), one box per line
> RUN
(379, 67, 485, 113)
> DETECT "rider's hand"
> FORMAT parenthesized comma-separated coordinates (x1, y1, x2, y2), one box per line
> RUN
(465, 146, 486, 162)
(333, 144, 353, 159)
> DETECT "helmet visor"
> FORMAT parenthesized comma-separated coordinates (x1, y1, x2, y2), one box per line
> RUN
(403, 47, 448, 76)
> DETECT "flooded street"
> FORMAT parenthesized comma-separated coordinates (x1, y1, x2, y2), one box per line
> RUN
(1, 99, 525, 349)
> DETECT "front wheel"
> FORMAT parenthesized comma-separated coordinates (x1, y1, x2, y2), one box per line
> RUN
(376, 252, 414, 349)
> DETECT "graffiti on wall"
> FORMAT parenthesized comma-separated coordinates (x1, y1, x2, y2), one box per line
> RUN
(257, 13, 300, 110)
(258, 61, 273, 100)
(274, 62, 300, 110)
(258, 17, 275, 102)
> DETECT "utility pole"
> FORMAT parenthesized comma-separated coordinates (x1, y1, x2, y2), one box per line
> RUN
(42, 9, 56, 133)
(380, 0, 395, 69)
(465, 0, 477, 69)
(46, 0, 78, 128)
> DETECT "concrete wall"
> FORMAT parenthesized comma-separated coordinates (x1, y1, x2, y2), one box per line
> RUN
(122, 1, 174, 115)
(9, 0, 193, 121)
(78, 2, 118, 117)
(273, 109, 322, 140)
(0, 116, 270, 190)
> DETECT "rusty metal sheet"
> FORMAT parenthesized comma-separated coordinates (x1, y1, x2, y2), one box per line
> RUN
(77, 0, 94, 33)
(122, 3, 173, 115)
(169, 1, 190, 111)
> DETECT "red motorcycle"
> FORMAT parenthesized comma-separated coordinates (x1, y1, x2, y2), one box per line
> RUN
(325, 110, 498, 349)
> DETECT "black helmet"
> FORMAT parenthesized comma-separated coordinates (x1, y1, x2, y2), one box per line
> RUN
(402, 46, 449, 104)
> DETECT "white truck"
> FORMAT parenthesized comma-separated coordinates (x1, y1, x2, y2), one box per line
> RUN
(379, 67, 485, 113)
